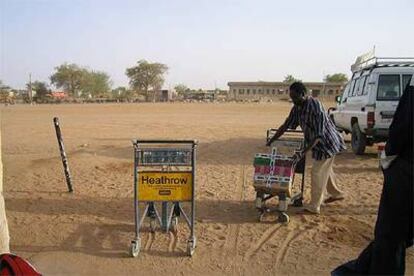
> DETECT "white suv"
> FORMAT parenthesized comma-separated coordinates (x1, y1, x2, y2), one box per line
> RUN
(329, 57, 414, 155)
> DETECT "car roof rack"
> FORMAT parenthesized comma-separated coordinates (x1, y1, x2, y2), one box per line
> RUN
(351, 57, 414, 73)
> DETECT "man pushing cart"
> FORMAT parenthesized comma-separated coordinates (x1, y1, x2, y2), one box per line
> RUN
(266, 82, 346, 215)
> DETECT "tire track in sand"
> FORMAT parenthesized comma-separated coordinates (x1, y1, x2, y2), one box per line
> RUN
(243, 224, 284, 260)
(144, 231, 155, 251)
(274, 229, 307, 269)
(168, 230, 178, 252)
(222, 165, 245, 255)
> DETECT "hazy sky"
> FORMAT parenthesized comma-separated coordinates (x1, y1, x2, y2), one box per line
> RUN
(1, 0, 413, 90)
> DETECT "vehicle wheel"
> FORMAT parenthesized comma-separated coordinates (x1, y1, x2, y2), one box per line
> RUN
(130, 239, 140, 257)
(257, 211, 265, 222)
(255, 196, 264, 210)
(187, 239, 196, 257)
(278, 213, 290, 224)
(351, 123, 367, 155)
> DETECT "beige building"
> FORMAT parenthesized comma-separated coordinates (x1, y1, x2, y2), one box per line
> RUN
(228, 81, 344, 101)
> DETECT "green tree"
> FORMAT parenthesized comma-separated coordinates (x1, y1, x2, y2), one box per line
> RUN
(50, 63, 86, 97)
(50, 63, 112, 98)
(112, 86, 127, 96)
(0, 80, 11, 102)
(174, 84, 190, 96)
(81, 71, 112, 98)
(283, 75, 301, 83)
(112, 86, 134, 101)
(27, 81, 50, 102)
(125, 60, 168, 102)
(324, 73, 348, 83)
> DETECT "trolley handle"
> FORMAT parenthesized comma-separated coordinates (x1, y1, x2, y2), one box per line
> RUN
(266, 128, 304, 143)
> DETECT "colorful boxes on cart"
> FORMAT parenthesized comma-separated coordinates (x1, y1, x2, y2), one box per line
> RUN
(253, 154, 294, 178)
(253, 154, 294, 196)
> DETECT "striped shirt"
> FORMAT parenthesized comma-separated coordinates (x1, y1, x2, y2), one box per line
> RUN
(284, 97, 346, 160)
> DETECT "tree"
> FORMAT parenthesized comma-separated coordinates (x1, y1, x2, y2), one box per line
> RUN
(125, 60, 168, 102)
(324, 73, 348, 83)
(50, 63, 86, 97)
(174, 84, 190, 96)
(112, 86, 127, 96)
(283, 75, 301, 83)
(112, 86, 134, 101)
(50, 63, 112, 98)
(81, 71, 112, 98)
(27, 81, 50, 102)
(0, 80, 11, 103)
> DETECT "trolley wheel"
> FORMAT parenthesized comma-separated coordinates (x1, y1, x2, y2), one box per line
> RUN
(293, 198, 303, 207)
(278, 213, 290, 224)
(257, 210, 266, 222)
(149, 218, 157, 233)
(130, 239, 140, 257)
(255, 193, 265, 209)
(170, 216, 178, 233)
(187, 239, 196, 257)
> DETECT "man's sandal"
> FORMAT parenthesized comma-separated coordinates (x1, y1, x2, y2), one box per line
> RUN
(324, 196, 344, 204)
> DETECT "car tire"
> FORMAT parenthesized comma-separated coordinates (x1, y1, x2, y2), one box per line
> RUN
(351, 123, 367, 155)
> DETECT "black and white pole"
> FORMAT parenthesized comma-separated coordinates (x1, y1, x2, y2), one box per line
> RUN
(53, 117, 73, 192)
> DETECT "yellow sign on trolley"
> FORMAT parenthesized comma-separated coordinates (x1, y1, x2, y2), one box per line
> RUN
(138, 171, 193, 201)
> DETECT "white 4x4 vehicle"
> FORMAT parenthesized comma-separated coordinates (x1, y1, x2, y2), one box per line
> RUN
(329, 56, 414, 155)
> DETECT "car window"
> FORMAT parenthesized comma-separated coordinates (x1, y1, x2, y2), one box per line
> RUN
(403, 74, 413, 91)
(362, 75, 370, 95)
(348, 80, 355, 97)
(351, 78, 360, 96)
(377, 75, 400, 101)
(357, 76, 368, 96)
(341, 83, 350, 102)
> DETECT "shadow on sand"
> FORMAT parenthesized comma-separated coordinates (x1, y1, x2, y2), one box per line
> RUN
(7, 195, 377, 258)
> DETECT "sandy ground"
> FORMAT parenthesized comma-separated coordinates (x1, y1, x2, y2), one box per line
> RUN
(1, 102, 412, 275)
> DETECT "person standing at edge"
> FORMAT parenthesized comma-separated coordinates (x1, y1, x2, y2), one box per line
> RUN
(267, 82, 346, 214)
(0, 116, 10, 254)
(332, 80, 413, 275)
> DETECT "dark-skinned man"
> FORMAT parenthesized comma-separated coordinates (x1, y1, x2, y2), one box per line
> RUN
(267, 82, 346, 214)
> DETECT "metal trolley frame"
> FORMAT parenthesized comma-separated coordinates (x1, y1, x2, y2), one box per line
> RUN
(130, 139, 198, 257)
(253, 129, 306, 223)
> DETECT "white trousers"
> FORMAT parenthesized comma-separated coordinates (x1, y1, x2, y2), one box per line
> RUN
(309, 156, 343, 212)
(0, 127, 10, 254)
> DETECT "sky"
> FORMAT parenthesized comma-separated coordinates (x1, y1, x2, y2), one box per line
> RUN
(1, 0, 413, 90)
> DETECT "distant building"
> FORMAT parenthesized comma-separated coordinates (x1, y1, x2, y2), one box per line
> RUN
(151, 89, 173, 102)
(228, 81, 344, 101)
(12, 89, 28, 97)
(50, 91, 68, 99)
(183, 90, 215, 101)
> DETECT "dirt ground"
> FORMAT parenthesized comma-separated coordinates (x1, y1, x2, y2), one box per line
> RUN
(1, 102, 413, 275)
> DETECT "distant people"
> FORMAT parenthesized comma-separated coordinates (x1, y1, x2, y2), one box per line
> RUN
(267, 82, 346, 214)
(332, 80, 413, 275)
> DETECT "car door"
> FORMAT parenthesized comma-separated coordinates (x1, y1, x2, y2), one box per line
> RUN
(375, 74, 402, 130)
(335, 83, 350, 130)
(343, 77, 364, 130)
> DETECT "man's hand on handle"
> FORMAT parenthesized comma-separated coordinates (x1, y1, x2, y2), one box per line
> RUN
(266, 124, 288, 147)
(266, 137, 274, 147)
(292, 151, 304, 164)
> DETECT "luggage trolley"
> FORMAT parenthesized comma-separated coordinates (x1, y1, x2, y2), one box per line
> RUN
(253, 129, 306, 223)
(130, 139, 198, 257)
